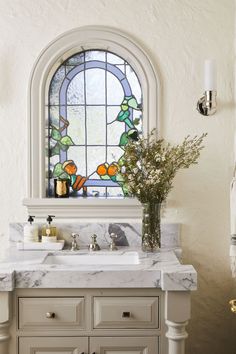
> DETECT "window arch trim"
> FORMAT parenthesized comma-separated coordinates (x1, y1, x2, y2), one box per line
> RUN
(24, 26, 160, 219)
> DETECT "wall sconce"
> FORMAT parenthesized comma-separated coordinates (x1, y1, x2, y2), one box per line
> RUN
(197, 59, 217, 116)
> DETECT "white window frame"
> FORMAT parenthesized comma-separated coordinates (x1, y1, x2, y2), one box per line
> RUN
(23, 26, 160, 220)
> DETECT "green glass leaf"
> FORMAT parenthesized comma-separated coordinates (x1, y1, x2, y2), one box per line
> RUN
(58, 142, 69, 151)
(100, 174, 110, 180)
(110, 175, 117, 182)
(122, 183, 129, 196)
(119, 132, 129, 147)
(124, 118, 134, 129)
(58, 172, 70, 179)
(127, 96, 139, 110)
(116, 172, 125, 183)
(50, 143, 60, 156)
(51, 127, 61, 141)
(53, 163, 64, 177)
(128, 128, 139, 141)
(117, 110, 130, 122)
(60, 135, 75, 146)
(121, 104, 129, 111)
(118, 155, 125, 166)
(133, 118, 140, 126)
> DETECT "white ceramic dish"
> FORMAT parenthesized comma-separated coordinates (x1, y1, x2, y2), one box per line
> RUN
(17, 240, 65, 251)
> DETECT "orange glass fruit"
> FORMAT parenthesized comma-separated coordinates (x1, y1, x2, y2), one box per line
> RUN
(64, 163, 77, 175)
(97, 163, 108, 176)
(108, 163, 119, 176)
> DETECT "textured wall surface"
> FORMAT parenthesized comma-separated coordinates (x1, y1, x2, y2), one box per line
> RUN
(0, 0, 236, 353)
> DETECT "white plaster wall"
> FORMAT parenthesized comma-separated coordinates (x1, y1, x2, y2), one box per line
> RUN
(0, 0, 235, 352)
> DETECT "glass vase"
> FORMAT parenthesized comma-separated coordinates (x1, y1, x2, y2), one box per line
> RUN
(142, 202, 161, 252)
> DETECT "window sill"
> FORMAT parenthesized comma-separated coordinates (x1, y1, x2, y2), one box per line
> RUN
(23, 198, 142, 220)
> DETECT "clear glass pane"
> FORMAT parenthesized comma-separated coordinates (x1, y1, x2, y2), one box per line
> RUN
(86, 187, 106, 198)
(107, 106, 120, 124)
(116, 64, 125, 73)
(107, 186, 124, 198)
(126, 65, 142, 102)
(49, 66, 66, 105)
(65, 52, 84, 65)
(87, 106, 106, 145)
(107, 52, 124, 64)
(87, 146, 106, 176)
(67, 71, 85, 104)
(107, 121, 125, 145)
(107, 72, 124, 105)
(86, 68, 105, 104)
(66, 65, 76, 74)
(85, 50, 106, 61)
(67, 106, 85, 145)
(49, 106, 59, 129)
(50, 154, 59, 169)
(107, 146, 124, 164)
(67, 146, 86, 176)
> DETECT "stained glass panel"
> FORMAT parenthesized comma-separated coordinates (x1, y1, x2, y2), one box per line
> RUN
(46, 50, 142, 198)
(86, 68, 105, 105)
(67, 72, 85, 104)
(107, 71, 124, 105)
(67, 106, 85, 145)
(87, 106, 106, 145)
(49, 66, 66, 105)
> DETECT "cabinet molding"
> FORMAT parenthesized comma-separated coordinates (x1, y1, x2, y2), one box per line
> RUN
(19, 336, 87, 354)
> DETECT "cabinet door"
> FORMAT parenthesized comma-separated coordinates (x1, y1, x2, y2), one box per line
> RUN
(90, 337, 158, 354)
(19, 336, 87, 354)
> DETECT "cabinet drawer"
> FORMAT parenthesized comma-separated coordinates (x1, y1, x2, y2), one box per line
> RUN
(18, 297, 85, 330)
(90, 336, 159, 354)
(93, 296, 159, 329)
(19, 336, 87, 354)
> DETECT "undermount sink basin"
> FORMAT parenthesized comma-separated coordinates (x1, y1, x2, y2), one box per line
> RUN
(43, 252, 140, 266)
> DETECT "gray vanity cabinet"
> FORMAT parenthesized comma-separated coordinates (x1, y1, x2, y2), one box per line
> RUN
(2, 287, 193, 354)
(13, 289, 162, 354)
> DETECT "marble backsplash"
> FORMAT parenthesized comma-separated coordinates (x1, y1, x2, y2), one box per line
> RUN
(10, 222, 180, 250)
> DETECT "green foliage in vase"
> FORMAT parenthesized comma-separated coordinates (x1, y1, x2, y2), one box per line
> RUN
(122, 130, 207, 204)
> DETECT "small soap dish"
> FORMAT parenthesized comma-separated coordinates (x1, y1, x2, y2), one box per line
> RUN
(17, 240, 65, 251)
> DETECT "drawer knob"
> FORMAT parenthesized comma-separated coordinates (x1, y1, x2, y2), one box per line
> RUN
(46, 312, 56, 319)
(122, 311, 131, 318)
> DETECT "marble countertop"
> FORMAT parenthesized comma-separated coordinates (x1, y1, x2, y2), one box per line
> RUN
(0, 247, 197, 292)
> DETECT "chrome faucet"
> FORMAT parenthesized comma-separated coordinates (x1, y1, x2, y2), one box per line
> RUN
(88, 234, 101, 251)
(71, 233, 79, 251)
(109, 233, 118, 251)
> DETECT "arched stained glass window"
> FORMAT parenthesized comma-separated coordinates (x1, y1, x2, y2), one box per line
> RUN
(46, 50, 142, 198)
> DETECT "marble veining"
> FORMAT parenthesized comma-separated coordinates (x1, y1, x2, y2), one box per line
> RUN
(0, 247, 197, 291)
(0, 222, 198, 292)
(9, 222, 180, 249)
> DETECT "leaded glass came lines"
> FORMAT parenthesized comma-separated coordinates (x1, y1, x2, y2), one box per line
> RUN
(46, 50, 142, 198)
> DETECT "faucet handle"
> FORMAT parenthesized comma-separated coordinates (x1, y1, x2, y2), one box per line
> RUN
(88, 234, 101, 251)
(71, 233, 79, 239)
(71, 233, 79, 251)
(91, 234, 97, 241)
(109, 233, 118, 251)
(110, 232, 117, 241)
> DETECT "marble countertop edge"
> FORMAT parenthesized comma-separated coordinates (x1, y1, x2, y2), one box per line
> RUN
(0, 247, 197, 291)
